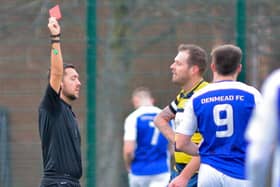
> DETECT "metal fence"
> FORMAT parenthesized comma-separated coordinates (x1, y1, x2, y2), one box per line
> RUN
(0, 109, 11, 187)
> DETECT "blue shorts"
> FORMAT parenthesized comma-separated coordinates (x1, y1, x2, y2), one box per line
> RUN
(170, 163, 198, 187)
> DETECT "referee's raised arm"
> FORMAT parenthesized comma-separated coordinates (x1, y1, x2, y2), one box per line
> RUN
(48, 17, 63, 93)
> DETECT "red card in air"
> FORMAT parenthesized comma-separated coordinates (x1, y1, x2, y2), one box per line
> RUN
(49, 5, 62, 20)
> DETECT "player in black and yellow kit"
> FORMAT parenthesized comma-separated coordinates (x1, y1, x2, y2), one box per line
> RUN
(154, 44, 208, 187)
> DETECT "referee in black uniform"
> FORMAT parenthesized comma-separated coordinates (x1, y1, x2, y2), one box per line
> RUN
(38, 17, 82, 187)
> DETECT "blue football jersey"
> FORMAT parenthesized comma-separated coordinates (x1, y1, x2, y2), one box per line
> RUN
(176, 81, 261, 179)
(123, 106, 170, 175)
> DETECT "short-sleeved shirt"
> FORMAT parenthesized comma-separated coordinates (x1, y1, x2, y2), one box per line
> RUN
(176, 81, 262, 179)
(39, 84, 82, 180)
(170, 80, 208, 164)
(124, 105, 170, 176)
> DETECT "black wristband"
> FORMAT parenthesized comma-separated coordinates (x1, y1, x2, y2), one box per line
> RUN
(50, 33, 61, 38)
(51, 39, 60, 44)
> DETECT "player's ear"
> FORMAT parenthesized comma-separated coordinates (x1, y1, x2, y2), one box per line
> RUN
(191, 65, 199, 74)
(132, 96, 139, 109)
(210, 63, 216, 72)
(237, 64, 242, 73)
(60, 81, 64, 90)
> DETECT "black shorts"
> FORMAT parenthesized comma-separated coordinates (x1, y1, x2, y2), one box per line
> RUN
(40, 177, 80, 187)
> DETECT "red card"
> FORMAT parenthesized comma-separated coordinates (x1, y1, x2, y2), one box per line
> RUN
(49, 5, 62, 20)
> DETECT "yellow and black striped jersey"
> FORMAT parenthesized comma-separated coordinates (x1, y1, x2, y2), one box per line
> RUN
(169, 80, 208, 164)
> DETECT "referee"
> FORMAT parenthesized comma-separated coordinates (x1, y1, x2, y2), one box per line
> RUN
(38, 17, 82, 187)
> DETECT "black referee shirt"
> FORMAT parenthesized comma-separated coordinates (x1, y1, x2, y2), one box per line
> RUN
(38, 84, 82, 180)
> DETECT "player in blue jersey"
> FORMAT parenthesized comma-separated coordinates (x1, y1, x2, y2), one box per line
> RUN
(246, 69, 280, 187)
(175, 44, 262, 187)
(123, 87, 171, 187)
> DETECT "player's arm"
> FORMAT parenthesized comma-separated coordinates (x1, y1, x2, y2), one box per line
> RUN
(123, 140, 135, 172)
(154, 106, 175, 144)
(123, 116, 137, 172)
(48, 17, 63, 93)
(175, 99, 199, 155)
(169, 156, 200, 187)
(175, 133, 199, 156)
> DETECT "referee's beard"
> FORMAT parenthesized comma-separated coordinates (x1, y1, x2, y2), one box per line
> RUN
(62, 90, 78, 101)
(67, 94, 78, 101)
